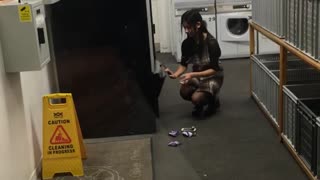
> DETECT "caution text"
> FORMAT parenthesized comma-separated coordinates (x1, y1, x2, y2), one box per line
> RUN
(48, 119, 70, 125)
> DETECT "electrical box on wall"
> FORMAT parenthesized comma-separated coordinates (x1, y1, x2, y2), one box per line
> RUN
(0, 0, 50, 72)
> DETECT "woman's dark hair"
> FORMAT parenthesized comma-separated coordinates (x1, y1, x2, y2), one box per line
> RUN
(181, 9, 211, 58)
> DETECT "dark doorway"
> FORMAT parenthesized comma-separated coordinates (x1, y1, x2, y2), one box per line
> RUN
(49, 0, 159, 138)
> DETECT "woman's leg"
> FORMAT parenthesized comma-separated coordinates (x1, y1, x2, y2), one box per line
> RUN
(204, 77, 223, 116)
(190, 91, 212, 117)
(179, 78, 199, 101)
(191, 91, 211, 107)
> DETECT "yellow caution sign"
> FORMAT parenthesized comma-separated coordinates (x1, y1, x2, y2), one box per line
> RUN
(18, 5, 32, 22)
(42, 93, 86, 179)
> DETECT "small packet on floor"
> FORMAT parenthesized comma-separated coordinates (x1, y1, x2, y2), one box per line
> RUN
(181, 126, 196, 133)
(182, 131, 196, 137)
(168, 130, 179, 137)
(168, 141, 181, 147)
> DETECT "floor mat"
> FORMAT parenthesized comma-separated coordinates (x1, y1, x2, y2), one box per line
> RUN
(54, 137, 153, 180)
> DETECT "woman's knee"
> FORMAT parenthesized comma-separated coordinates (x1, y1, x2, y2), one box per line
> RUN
(191, 92, 210, 106)
(180, 92, 191, 101)
(180, 85, 194, 101)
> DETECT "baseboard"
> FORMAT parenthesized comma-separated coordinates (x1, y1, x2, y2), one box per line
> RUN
(29, 158, 42, 180)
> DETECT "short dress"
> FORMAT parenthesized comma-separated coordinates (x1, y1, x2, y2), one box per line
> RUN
(180, 34, 224, 95)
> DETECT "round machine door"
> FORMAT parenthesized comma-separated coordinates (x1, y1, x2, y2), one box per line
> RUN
(227, 18, 248, 36)
(219, 13, 250, 42)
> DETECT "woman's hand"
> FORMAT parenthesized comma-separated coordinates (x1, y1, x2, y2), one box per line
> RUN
(164, 68, 174, 75)
(162, 64, 187, 80)
(180, 73, 193, 83)
(164, 69, 178, 79)
(168, 73, 178, 79)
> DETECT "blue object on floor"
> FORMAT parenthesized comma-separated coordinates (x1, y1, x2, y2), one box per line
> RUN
(168, 141, 181, 147)
(182, 131, 195, 137)
(168, 130, 179, 137)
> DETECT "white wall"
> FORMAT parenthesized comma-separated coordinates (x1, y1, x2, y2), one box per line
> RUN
(0, 41, 58, 180)
(157, 0, 172, 53)
(151, 0, 160, 44)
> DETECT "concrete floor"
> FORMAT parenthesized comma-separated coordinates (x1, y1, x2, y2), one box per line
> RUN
(152, 53, 308, 180)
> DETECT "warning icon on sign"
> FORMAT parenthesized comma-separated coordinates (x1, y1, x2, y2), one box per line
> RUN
(50, 125, 72, 144)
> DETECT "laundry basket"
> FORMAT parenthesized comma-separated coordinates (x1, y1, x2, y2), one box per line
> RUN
(262, 60, 310, 71)
(253, 53, 299, 63)
(252, 54, 320, 125)
(296, 99, 320, 175)
(283, 84, 320, 149)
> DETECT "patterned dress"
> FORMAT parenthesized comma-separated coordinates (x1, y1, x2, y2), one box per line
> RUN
(180, 34, 224, 96)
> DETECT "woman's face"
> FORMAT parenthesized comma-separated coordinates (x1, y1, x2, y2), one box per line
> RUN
(183, 22, 201, 38)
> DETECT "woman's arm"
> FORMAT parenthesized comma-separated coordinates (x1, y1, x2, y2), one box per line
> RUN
(180, 69, 215, 82)
(207, 36, 222, 72)
(189, 69, 215, 78)
(167, 65, 187, 79)
(171, 37, 195, 79)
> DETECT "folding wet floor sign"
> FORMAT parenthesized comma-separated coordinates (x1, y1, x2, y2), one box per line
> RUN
(42, 93, 86, 179)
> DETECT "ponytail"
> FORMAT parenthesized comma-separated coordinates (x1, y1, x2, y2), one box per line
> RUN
(201, 20, 208, 33)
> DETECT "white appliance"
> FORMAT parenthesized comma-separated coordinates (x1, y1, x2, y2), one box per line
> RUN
(173, 8, 216, 62)
(216, 3, 252, 59)
(216, 0, 251, 5)
(174, 0, 214, 9)
(257, 33, 279, 55)
(0, 0, 51, 72)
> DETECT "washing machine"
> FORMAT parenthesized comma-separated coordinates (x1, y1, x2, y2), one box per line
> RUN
(173, 7, 216, 62)
(216, 0, 251, 5)
(216, 3, 252, 59)
(174, 0, 215, 9)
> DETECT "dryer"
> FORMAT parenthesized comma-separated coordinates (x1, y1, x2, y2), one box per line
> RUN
(174, 0, 215, 9)
(216, 3, 252, 59)
(216, 0, 251, 5)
